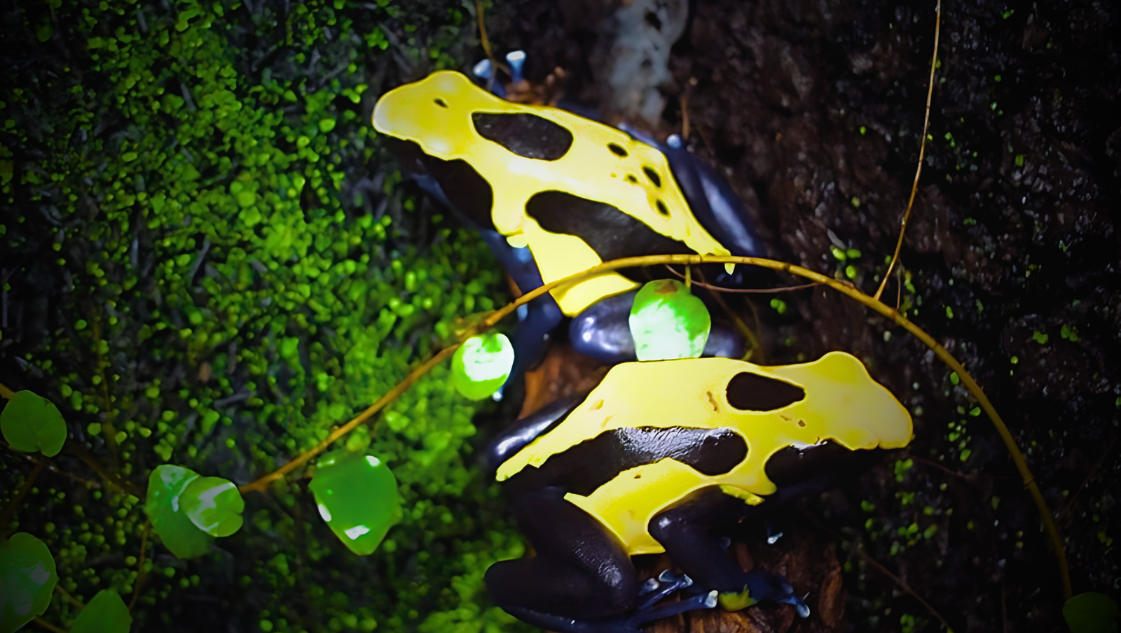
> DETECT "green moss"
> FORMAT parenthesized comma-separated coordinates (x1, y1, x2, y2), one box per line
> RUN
(2, 0, 529, 629)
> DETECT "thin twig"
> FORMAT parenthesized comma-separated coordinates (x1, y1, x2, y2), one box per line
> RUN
(1057, 433, 1120, 522)
(3, 444, 102, 488)
(474, 0, 509, 83)
(858, 546, 953, 630)
(0, 457, 46, 534)
(0, 381, 15, 399)
(90, 310, 120, 462)
(129, 521, 151, 611)
(232, 252, 1070, 602)
(874, 1, 942, 301)
(692, 266, 762, 364)
(912, 455, 967, 479)
(65, 441, 144, 498)
(663, 266, 820, 294)
(55, 583, 84, 609)
(32, 616, 68, 633)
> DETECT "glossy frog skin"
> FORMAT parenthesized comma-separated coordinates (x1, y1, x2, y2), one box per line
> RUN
(372, 71, 765, 388)
(483, 352, 913, 632)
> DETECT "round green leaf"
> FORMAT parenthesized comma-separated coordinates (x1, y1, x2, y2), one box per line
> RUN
(450, 333, 514, 401)
(309, 451, 401, 556)
(181, 476, 245, 538)
(0, 532, 58, 633)
(1, 390, 68, 457)
(144, 465, 213, 559)
(70, 589, 131, 633)
(628, 279, 711, 361)
(1065, 592, 1120, 633)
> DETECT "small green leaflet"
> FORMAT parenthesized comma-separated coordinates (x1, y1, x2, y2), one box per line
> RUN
(144, 465, 213, 559)
(0, 533, 58, 633)
(310, 451, 401, 556)
(1, 390, 67, 457)
(450, 333, 514, 401)
(628, 279, 711, 361)
(1064, 592, 1119, 633)
(181, 476, 245, 538)
(70, 589, 132, 633)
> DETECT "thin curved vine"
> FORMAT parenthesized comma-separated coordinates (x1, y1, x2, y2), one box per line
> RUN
(237, 252, 1070, 602)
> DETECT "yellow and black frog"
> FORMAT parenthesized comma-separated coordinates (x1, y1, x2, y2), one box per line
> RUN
(372, 62, 766, 393)
(482, 351, 913, 632)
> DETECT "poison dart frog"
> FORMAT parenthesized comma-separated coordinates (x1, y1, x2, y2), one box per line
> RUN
(482, 351, 913, 632)
(372, 69, 767, 392)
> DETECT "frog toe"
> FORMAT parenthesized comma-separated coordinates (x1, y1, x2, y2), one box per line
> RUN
(725, 569, 810, 618)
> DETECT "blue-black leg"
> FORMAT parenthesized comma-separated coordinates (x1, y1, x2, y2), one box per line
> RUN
(475, 229, 563, 399)
(569, 291, 747, 365)
(483, 390, 589, 472)
(649, 488, 810, 617)
(485, 487, 639, 622)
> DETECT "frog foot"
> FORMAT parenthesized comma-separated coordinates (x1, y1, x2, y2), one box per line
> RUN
(503, 574, 718, 633)
(472, 50, 527, 98)
(723, 569, 810, 618)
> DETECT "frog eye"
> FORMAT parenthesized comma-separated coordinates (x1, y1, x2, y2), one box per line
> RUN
(725, 372, 805, 411)
(471, 112, 573, 160)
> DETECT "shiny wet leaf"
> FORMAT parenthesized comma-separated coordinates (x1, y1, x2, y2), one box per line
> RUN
(629, 280, 711, 361)
(70, 589, 131, 633)
(450, 332, 514, 400)
(310, 450, 401, 556)
(181, 476, 245, 538)
(1064, 592, 1119, 633)
(0, 532, 58, 633)
(1, 390, 67, 457)
(144, 465, 213, 559)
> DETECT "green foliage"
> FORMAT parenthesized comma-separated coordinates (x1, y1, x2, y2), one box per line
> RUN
(0, 391, 67, 457)
(181, 477, 245, 538)
(0, 533, 58, 633)
(629, 279, 711, 361)
(144, 466, 213, 559)
(70, 590, 131, 633)
(310, 451, 400, 555)
(450, 333, 514, 401)
(1, 0, 529, 628)
(1064, 592, 1119, 633)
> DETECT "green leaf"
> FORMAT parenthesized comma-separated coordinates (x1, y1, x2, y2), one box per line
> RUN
(1064, 592, 1119, 633)
(70, 589, 131, 633)
(1, 390, 68, 457)
(450, 333, 514, 401)
(309, 451, 401, 555)
(0, 532, 58, 633)
(180, 476, 245, 537)
(144, 465, 213, 559)
(628, 279, 711, 361)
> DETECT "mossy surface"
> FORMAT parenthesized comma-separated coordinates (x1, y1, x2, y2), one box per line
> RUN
(0, 0, 530, 630)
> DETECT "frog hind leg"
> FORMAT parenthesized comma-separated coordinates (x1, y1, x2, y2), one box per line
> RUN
(486, 487, 639, 625)
(648, 487, 810, 617)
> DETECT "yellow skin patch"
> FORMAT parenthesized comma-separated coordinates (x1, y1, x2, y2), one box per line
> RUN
(496, 352, 914, 555)
(372, 71, 730, 315)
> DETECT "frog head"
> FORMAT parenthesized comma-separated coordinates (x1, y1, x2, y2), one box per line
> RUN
(372, 71, 731, 314)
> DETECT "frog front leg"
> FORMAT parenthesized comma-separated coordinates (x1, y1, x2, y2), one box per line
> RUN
(648, 487, 810, 616)
(475, 229, 563, 398)
(569, 290, 748, 365)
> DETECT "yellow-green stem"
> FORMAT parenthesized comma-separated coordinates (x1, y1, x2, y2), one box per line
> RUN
(236, 253, 1070, 602)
